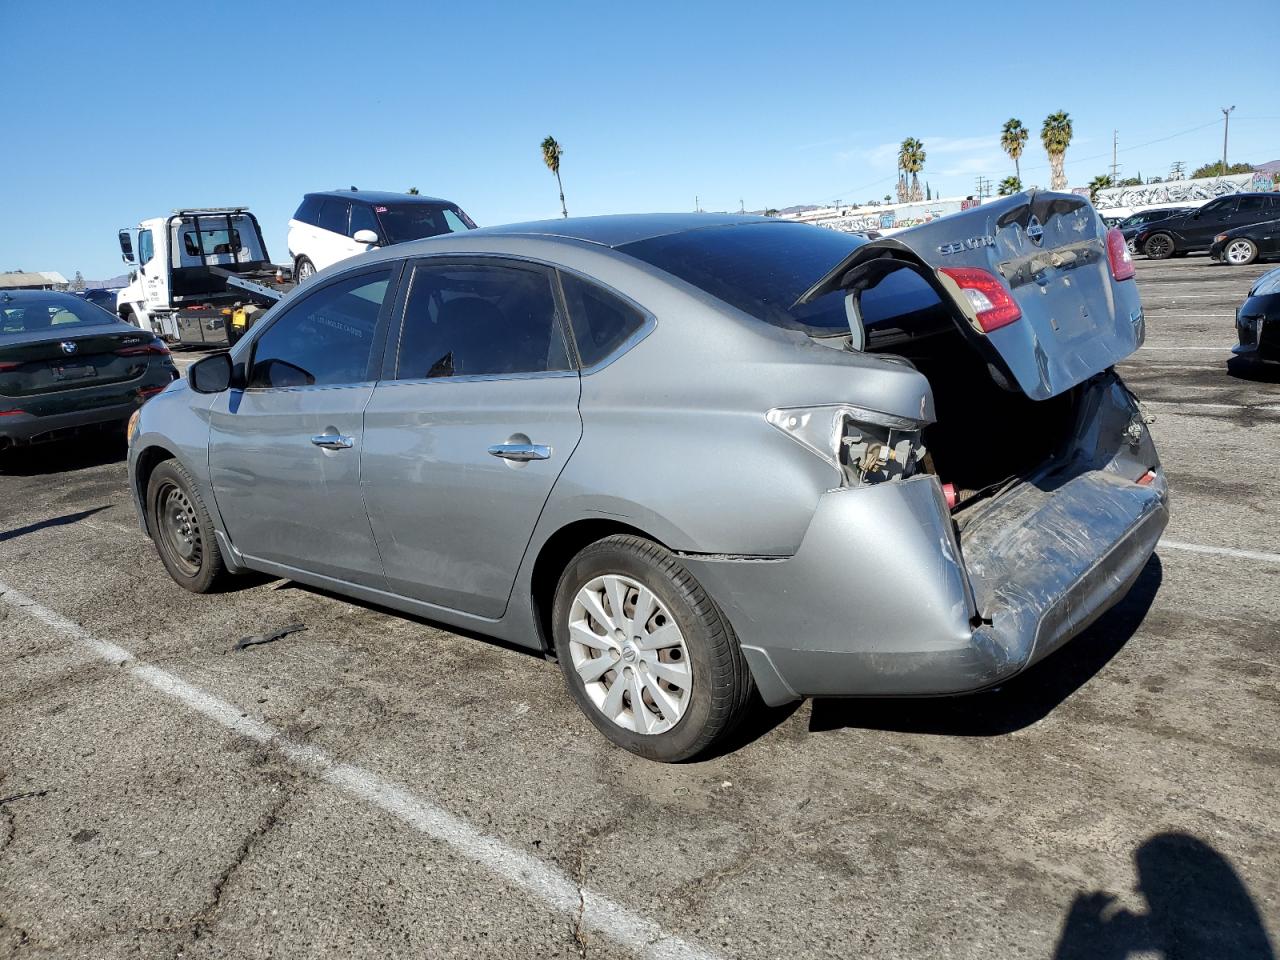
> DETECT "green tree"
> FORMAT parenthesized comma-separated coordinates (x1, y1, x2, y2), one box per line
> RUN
(1041, 111, 1073, 190)
(541, 136, 567, 218)
(1088, 174, 1113, 201)
(998, 175, 1023, 196)
(1000, 118, 1029, 184)
(763, 208, 779, 218)
(898, 137, 926, 202)
(1190, 160, 1255, 178)
(407, 187, 420, 195)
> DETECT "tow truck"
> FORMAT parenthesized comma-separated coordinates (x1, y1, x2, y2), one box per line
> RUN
(116, 208, 295, 346)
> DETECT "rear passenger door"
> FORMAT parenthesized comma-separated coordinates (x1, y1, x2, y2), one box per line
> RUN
(360, 258, 582, 617)
(1187, 197, 1238, 247)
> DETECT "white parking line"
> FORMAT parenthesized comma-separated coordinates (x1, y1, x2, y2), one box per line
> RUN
(1138, 346, 1231, 351)
(0, 582, 722, 960)
(1160, 540, 1280, 564)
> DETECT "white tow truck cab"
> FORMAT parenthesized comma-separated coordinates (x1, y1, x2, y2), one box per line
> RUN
(116, 208, 291, 346)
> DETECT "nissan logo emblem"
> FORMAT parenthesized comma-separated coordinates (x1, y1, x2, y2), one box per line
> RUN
(1027, 216, 1045, 246)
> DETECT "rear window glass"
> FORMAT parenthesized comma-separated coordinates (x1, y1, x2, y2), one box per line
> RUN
(618, 222, 872, 335)
(1, 296, 117, 334)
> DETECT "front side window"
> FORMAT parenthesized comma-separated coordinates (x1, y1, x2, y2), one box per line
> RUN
(1202, 198, 1238, 218)
(375, 203, 477, 244)
(395, 261, 570, 379)
(349, 203, 380, 238)
(318, 199, 350, 235)
(249, 270, 392, 388)
(138, 229, 154, 265)
(559, 273, 647, 367)
(1237, 196, 1269, 214)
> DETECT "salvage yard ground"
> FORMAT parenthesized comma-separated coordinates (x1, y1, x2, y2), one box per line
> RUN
(1, 257, 1277, 959)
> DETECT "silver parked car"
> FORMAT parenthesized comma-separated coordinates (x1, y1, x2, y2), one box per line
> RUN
(128, 198, 1168, 761)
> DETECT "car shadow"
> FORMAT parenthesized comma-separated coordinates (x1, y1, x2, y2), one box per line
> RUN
(0, 432, 127, 476)
(807, 553, 1162, 738)
(1053, 832, 1276, 959)
(1227, 356, 1280, 383)
(0, 505, 112, 545)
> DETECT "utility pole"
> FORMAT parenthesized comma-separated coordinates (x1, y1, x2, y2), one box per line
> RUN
(1110, 129, 1120, 186)
(1170, 160, 1185, 181)
(1221, 105, 1235, 174)
(695, 195, 700, 213)
(974, 175, 992, 199)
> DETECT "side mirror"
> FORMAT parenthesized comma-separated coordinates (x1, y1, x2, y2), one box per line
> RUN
(119, 230, 135, 264)
(189, 352, 234, 393)
(353, 229, 380, 245)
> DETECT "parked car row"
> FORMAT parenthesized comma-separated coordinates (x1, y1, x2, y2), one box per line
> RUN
(1134, 193, 1280, 263)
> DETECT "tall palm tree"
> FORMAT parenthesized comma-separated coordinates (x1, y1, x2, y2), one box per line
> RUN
(898, 138, 926, 202)
(540, 136, 567, 218)
(1000, 119, 1028, 184)
(998, 175, 1022, 196)
(1041, 111, 1073, 191)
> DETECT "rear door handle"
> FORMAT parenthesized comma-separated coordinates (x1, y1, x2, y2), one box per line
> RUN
(311, 433, 354, 450)
(487, 442, 551, 462)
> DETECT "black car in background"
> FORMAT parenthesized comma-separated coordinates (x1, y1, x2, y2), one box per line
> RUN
(1210, 217, 1280, 266)
(1136, 193, 1280, 259)
(1231, 268, 1280, 368)
(0, 291, 177, 451)
(1117, 207, 1193, 249)
(75, 287, 122, 315)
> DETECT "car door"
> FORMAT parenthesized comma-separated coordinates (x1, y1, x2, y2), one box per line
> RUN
(314, 199, 353, 270)
(1186, 197, 1239, 247)
(208, 265, 400, 587)
(1234, 195, 1271, 231)
(360, 257, 582, 617)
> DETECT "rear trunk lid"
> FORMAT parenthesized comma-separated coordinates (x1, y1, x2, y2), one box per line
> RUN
(0, 326, 162, 399)
(799, 191, 1144, 400)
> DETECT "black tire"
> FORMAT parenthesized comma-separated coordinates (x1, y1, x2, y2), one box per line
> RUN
(295, 256, 316, 283)
(1144, 233, 1175, 260)
(551, 534, 754, 762)
(145, 459, 228, 593)
(1224, 238, 1259, 266)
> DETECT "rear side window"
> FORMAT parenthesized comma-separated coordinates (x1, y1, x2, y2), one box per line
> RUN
(349, 203, 380, 238)
(559, 273, 647, 367)
(395, 261, 571, 379)
(293, 195, 324, 225)
(249, 270, 392, 388)
(1237, 196, 1269, 214)
(318, 199, 350, 235)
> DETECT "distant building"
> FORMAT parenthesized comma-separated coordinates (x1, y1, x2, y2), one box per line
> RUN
(0, 270, 70, 291)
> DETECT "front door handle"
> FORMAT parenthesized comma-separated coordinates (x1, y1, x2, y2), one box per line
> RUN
(311, 433, 354, 450)
(487, 442, 551, 462)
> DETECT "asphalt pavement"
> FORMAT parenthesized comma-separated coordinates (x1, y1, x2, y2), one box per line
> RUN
(1, 256, 1277, 959)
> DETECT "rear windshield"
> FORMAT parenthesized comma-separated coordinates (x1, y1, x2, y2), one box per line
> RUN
(375, 203, 477, 244)
(1, 296, 117, 335)
(617, 222, 939, 336)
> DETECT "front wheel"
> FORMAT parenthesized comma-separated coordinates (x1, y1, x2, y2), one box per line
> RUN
(1224, 238, 1259, 265)
(552, 535, 754, 762)
(146, 460, 228, 593)
(1144, 233, 1175, 260)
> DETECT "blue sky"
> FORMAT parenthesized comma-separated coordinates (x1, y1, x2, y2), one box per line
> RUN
(3, 0, 1278, 280)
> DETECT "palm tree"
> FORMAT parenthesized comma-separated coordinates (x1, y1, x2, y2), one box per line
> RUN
(407, 187, 420, 195)
(1041, 111, 1073, 190)
(1087, 174, 1113, 201)
(898, 138, 926, 202)
(540, 136, 567, 218)
(998, 175, 1023, 196)
(1000, 119, 1029, 184)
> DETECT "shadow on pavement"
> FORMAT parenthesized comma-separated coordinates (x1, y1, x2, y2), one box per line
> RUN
(1227, 356, 1280, 383)
(0, 431, 127, 476)
(1054, 832, 1276, 959)
(0, 505, 111, 545)
(807, 554, 1162, 738)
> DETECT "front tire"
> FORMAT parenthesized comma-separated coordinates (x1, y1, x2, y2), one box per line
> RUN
(146, 460, 228, 593)
(552, 535, 754, 762)
(1144, 233, 1175, 260)
(1224, 238, 1259, 265)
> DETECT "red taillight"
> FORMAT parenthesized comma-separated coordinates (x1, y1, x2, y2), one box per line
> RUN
(0, 362, 19, 371)
(938, 267, 1022, 333)
(138, 385, 166, 399)
(116, 341, 171, 357)
(1106, 227, 1135, 281)
(0, 409, 26, 417)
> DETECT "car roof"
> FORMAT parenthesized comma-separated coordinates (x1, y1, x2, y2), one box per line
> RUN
(0, 289, 85, 304)
(465, 212, 779, 248)
(305, 190, 454, 205)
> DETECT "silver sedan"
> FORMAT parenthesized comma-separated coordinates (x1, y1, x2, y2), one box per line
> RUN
(128, 202, 1168, 761)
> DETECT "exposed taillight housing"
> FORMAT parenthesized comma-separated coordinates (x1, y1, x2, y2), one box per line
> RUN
(938, 267, 1022, 332)
(766, 404, 927, 486)
(116, 340, 171, 357)
(1106, 227, 1135, 281)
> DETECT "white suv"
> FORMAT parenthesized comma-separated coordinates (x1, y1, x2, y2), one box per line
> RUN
(287, 189, 477, 281)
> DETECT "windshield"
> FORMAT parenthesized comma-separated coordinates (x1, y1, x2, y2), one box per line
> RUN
(375, 203, 477, 244)
(1, 294, 118, 335)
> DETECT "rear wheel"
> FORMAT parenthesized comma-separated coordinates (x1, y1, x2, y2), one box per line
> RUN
(146, 459, 228, 593)
(1224, 238, 1259, 265)
(1144, 233, 1175, 259)
(295, 256, 316, 282)
(552, 535, 754, 762)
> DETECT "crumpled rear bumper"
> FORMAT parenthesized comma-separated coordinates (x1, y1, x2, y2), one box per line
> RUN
(683, 451, 1168, 707)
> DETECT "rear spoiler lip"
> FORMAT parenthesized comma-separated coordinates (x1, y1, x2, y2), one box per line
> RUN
(792, 237, 920, 308)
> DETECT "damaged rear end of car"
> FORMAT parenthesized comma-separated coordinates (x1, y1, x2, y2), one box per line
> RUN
(681, 192, 1167, 705)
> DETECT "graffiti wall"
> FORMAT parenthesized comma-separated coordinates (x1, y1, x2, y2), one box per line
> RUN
(808, 197, 979, 234)
(1093, 173, 1275, 210)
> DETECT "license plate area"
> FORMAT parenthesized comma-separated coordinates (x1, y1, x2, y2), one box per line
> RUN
(53, 364, 96, 380)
